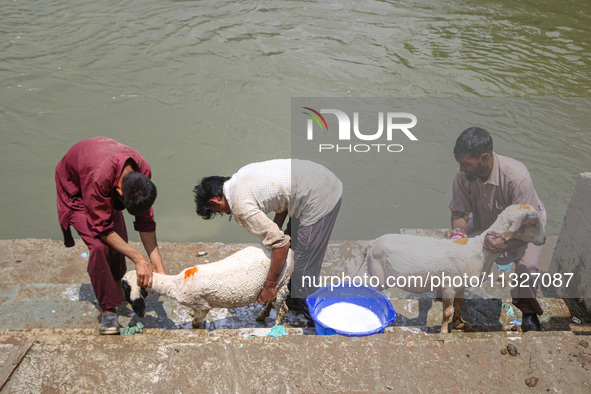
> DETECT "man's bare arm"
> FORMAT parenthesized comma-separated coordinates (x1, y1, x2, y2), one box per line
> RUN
(139, 231, 165, 274)
(100, 232, 153, 287)
(257, 242, 290, 304)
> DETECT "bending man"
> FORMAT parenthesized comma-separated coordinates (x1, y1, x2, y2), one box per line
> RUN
(55, 137, 165, 334)
(193, 159, 342, 325)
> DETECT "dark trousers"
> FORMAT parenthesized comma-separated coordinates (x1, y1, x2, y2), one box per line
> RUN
(290, 198, 342, 299)
(69, 210, 128, 310)
(510, 243, 544, 315)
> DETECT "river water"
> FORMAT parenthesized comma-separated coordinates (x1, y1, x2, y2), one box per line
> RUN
(1, 0, 589, 243)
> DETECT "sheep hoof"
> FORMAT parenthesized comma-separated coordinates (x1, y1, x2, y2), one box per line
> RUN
(256, 303, 273, 322)
(255, 315, 266, 322)
(255, 313, 266, 322)
(192, 318, 204, 329)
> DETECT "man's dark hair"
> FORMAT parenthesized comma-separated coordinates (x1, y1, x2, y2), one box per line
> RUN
(193, 176, 230, 220)
(453, 127, 493, 158)
(121, 172, 157, 216)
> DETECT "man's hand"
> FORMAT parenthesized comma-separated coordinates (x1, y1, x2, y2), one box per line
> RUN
(446, 228, 467, 239)
(133, 257, 154, 288)
(484, 230, 528, 254)
(257, 280, 277, 304)
(101, 231, 156, 288)
(483, 231, 508, 253)
(449, 213, 468, 239)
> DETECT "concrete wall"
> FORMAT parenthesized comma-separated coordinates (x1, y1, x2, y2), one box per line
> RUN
(547, 173, 591, 307)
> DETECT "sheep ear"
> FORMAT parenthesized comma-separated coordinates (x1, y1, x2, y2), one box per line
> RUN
(122, 280, 132, 303)
(507, 213, 525, 234)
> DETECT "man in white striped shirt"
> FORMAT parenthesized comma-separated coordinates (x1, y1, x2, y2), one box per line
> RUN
(193, 159, 342, 325)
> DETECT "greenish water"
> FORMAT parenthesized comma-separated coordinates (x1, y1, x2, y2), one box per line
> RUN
(1, 0, 589, 243)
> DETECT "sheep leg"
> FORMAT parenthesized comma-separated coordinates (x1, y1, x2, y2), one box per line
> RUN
(191, 308, 209, 329)
(274, 300, 289, 326)
(272, 287, 289, 325)
(441, 297, 454, 334)
(256, 303, 273, 322)
(367, 256, 387, 290)
(452, 298, 465, 330)
(255, 300, 288, 325)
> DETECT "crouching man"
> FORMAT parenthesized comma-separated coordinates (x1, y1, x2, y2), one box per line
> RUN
(193, 159, 342, 326)
(446, 127, 546, 331)
(55, 137, 165, 334)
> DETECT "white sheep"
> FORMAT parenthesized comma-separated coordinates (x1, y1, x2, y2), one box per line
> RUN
(122, 243, 294, 328)
(363, 204, 546, 333)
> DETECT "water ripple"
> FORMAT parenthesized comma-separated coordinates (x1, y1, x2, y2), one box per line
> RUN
(0, 0, 589, 240)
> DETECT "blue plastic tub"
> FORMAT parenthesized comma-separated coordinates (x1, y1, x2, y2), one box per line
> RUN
(306, 283, 396, 336)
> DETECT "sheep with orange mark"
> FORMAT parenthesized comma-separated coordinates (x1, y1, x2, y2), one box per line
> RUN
(122, 243, 294, 328)
(362, 204, 545, 333)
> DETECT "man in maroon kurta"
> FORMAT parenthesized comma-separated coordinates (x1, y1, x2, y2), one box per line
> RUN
(55, 137, 165, 334)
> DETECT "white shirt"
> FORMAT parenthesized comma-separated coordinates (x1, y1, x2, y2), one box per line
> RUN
(224, 159, 343, 249)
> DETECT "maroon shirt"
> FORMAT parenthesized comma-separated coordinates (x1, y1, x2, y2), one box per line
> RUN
(55, 137, 156, 241)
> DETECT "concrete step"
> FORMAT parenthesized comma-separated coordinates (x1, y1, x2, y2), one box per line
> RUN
(0, 283, 586, 334)
(0, 283, 311, 330)
(1, 328, 590, 393)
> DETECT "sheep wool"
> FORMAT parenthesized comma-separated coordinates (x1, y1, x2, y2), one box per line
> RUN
(363, 204, 546, 333)
(123, 243, 294, 328)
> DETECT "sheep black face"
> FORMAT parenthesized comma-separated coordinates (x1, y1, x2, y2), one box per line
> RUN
(122, 272, 147, 317)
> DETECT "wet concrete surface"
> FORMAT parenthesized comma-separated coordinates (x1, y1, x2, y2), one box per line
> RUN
(1, 328, 590, 392)
(1, 237, 590, 392)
